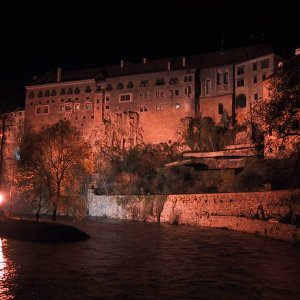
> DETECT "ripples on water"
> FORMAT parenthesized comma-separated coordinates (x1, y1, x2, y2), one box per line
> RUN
(1, 217, 300, 299)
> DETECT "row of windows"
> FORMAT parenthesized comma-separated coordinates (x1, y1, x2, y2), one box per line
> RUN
(237, 74, 267, 88)
(107, 76, 193, 91)
(236, 59, 269, 76)
(35, 102, 93, 115)
(29, 96, 96, 106)
(29, 86, 92, 99)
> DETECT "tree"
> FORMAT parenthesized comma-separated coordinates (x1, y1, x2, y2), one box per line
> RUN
(19, 121, 94, 220)
(252, 58, 300, 138)
(183, 116, 235, 152)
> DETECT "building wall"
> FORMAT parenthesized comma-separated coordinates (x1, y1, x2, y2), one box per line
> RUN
(101, 69, 196, 145)
(25, 79, 103, 140)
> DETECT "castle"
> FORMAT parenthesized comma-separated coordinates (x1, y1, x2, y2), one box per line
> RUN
(3, 43, 296, 164)
(22, 43, 281, 148)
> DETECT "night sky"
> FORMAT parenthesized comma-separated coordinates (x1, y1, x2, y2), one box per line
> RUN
(0, 1, 299, 110)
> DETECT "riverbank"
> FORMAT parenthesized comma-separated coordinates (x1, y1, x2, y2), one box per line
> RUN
(0, 216, 90, 242)
(88, 189, 300, 243)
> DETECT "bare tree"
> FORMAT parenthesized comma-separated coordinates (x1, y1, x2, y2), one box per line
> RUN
(20, 121, 94, 221)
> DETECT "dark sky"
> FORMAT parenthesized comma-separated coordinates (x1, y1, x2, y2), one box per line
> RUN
(0, 1, 299, 110)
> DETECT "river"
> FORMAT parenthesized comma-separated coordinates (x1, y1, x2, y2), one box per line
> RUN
(0, 217, 300, 299)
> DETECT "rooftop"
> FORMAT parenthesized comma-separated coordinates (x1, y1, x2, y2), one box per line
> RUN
(30, 43, 274, 85)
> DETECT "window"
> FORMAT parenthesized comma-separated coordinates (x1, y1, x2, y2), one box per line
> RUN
(140, 80, 149, 87)
(85, 86, 92, 93)
(261, 59, 269, 69)
(262, 74, 267, 81)
(67, 88, 73, 94)
(38, 91, 43, 98)
(105, 106, 110, 109)
(155, 79, 165, 86)
(156, 105, 164, 111)
(205, 79, 211, 95)
(253, 76, 257, 84)
(119, 93, 132, 102)
(155, 91, 164, 98)
(65, 103, 72, 112)
(52, 100, 55, 103)
(175, 103, 180, 109)
(127, 81, 134, 88)
(184, 75, 192, 82)
(45, 90, 50, 97)
(60, 89, 66, 95)
(175, 90, 179, 96)
(278, 145, 285, 151)
(169, 78, 179, 85)
(237, 79, 244, 87)
(74, 103, 80, 111)
(105, 96, 110, 102)
(235, 94, 246, 108)
(51, 90, 57, 96)
(184, 85, 192, 96)
(95, 86, 101, 92)
(74, 87, 80, 94)
(254, 93, 258, 100)
(85, 102, 92, 110)
(59, 104, 64, 112)
(223, 72, 229, 84)
(35, 105, 49, 115)
(106, 84, 112, 91)
(29, 92, 35, 99)
(217, 73, 222, 85)
(253, 63, 257, 71)
(237, 66, 244, 75)
(91, 115, 94, 119)
(117, 83, 124, 89)
(218, 103, 223, 114)
(139, 92, 148, 99)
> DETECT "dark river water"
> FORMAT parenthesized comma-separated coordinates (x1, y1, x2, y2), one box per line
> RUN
(1, 217, 300, 300)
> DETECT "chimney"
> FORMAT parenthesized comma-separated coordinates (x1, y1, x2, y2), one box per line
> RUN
(295, 48, 300, 56)
(143, 58, 147, 64)
(182, 57, 186, 67)
(167, 61, 171, 71)
(120, 60, 124, 68)
(57, 67, 62, 82)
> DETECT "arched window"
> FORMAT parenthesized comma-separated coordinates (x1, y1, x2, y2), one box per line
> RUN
(205, 79, 211, 96)
(236, 94, 247, 108)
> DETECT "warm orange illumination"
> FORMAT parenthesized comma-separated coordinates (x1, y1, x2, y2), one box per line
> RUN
(0, 195, 3, 205)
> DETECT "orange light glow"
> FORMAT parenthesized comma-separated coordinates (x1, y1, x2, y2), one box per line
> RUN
(0, 195, 3, 205)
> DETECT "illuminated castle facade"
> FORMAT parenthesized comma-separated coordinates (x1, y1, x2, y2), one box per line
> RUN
(23, 44, 281, 149)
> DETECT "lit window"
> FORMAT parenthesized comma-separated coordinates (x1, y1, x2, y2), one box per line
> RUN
(35, 105, 49, 115)
(175, 103, 180, 109)
(74, 103, 80, 111)
(156, 105, 164, 111)
(59, 105, 64, 112)
(119, 93, 132, 102)
(85, 102, 92, 110)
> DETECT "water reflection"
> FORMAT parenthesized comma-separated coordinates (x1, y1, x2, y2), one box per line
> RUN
(0, 239, 15, 300)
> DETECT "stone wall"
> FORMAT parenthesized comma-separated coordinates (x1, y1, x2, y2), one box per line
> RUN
(88, 189, 300, 243)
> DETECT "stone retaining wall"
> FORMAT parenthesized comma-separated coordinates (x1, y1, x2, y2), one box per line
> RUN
(88, 189, 300, 243)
